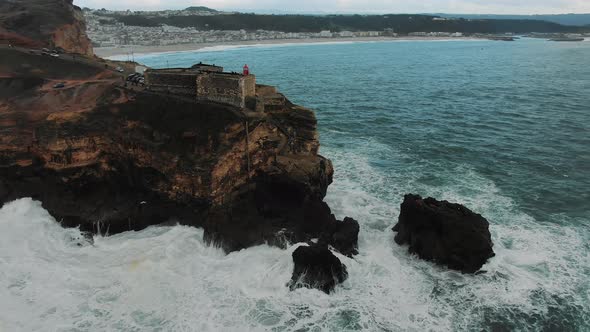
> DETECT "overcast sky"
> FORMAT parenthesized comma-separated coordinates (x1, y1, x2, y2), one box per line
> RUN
(74, 0, 590, 14)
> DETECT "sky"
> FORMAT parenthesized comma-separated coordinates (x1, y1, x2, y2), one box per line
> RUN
(74, 0, 590, 14)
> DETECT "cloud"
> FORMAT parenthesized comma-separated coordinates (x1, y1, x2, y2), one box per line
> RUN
(74, 0, 590, 14)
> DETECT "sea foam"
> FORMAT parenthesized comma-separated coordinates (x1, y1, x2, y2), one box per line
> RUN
(1, 147, 587, 331)
(3, 39, 590, 331)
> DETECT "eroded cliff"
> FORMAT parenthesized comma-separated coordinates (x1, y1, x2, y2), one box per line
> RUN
(0, 46, 344, 251)
(0, 0, 93, 56)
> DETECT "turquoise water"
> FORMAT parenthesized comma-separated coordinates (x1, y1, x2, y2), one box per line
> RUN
(1, 39, 589, 331)
(139, 39, 590, 224)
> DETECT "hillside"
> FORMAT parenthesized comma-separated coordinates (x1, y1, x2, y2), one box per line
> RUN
(110, 13, 583, 34)
(0, 0, 93, 55)
(436, 13, 590, 27)
(185, 6, 218, 13)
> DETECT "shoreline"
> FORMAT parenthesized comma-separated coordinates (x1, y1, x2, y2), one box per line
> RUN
(95, 36, 484, 59)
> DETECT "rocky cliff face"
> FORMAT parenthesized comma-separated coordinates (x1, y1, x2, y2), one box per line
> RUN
(0, 47, 341, 251)
(0, 0, 93, 56)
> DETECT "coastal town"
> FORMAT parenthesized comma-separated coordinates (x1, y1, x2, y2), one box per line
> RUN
(85, 9, 386, 48)
(83, 9, 590, 54)
(83, 8, 471, 48)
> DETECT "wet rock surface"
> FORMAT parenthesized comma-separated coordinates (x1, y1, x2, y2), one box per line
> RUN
(393, 194, 495, 273)
(325, 217, 360, 257)
(288, 244, 348, 294)
(203, 162, 337, 252)
(203, 173, 361, 254)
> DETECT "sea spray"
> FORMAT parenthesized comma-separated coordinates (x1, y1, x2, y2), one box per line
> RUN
(2, 39, 589, 331)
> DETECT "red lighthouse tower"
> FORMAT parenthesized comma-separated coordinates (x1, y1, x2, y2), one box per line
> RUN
(243, 64, 250, 76)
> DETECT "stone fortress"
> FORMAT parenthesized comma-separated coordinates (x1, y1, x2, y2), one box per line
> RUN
(144, 63, 284, 111)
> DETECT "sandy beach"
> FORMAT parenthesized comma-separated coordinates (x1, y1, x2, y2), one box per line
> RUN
(94, 36, 483, 58)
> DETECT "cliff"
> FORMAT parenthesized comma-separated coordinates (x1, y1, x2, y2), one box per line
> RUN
(0, 46, 342, 251)
(0, 0, 93, 56)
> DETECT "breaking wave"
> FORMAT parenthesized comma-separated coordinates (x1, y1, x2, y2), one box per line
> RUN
(2, 38, 590, 331)
(1, 145, 588, 331)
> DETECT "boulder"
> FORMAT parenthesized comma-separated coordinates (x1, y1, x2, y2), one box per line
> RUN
(327, 217, 360, 257)
(288, 244, 348, 294)
(392, 194, 495, 273)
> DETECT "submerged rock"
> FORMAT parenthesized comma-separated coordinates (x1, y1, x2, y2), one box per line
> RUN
(288, 244, 348, 294)
(392, 194, 495, 273)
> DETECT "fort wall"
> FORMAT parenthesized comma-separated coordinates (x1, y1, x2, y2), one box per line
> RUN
(196, 73, 256, 108)
(144, 64, 258, 109)
(254, 85, 286, 112)
(261, 94, 287, 112)
(144, 70, 198, 97)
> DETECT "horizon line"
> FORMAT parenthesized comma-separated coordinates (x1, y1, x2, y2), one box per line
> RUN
(81, 7, 590, 16)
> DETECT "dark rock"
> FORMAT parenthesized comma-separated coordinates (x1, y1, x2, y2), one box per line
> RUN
(327, 217, 360, 257)
(203, 172, 361, 256)
(0, 163, 208, 235)
(0, 180, 9, 203)
(204, 172, 337, 253)
(288, 244, 348, 294)
(392, 194, 495, 273)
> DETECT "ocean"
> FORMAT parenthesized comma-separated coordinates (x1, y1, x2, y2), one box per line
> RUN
(1, 38, 589, 331)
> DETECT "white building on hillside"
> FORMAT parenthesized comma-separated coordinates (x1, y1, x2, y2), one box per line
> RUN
(319, 30, 333, 38)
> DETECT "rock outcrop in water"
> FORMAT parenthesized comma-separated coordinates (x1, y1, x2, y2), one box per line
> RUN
(392, 194, 495, 273)
(0, 0, 93, 56)
(321, 217, 360, 257)
(288, 244, 348, 294)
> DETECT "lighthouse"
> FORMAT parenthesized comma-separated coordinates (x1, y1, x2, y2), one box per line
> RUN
(243, 64, 250, 76)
